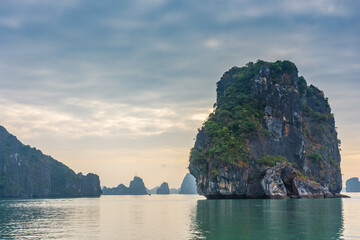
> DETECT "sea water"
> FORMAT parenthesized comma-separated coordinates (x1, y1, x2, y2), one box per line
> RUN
(1, 193, 360, 239)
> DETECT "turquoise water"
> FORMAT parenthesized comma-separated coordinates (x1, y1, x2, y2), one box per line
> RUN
(0, 193, 360, 239)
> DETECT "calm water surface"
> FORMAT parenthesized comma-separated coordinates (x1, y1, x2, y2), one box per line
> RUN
(0, 193, 360, 239)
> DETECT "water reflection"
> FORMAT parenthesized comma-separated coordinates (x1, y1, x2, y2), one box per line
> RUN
(192, 199, 344, 240)
(0, 195, 201, 240)
(0, 196, 352, 239)
(0, 198, 101, 239)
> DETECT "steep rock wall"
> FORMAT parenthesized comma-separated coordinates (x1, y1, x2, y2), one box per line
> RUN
(0, 126, 101, 198)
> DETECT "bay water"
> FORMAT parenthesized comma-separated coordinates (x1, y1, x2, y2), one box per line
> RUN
(1, 193, 360, 239)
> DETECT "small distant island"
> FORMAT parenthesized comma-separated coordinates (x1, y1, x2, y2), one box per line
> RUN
(102, 174, 199, 195)
(179, 173, 197, 194)
(102, 176, 148, 195)
(346, 178, 360, 192)
(0, 125, 102, 198)
(189, 60, 345, 199)
(156, 182, 170, 194)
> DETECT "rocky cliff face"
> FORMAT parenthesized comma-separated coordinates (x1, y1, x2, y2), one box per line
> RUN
(0, 126, 101, 198)
(102, 176, 148, 195)
(189, 60, 343, 199)
(156, 182, 170, 194)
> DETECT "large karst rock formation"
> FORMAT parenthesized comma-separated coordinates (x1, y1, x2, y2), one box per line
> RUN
(189, 60, 344, 199)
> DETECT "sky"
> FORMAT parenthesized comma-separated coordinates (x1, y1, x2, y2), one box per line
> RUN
(0, 0, 359, 189)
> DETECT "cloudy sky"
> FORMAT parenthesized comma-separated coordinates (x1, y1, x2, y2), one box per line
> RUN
(0, 0, 359, 188)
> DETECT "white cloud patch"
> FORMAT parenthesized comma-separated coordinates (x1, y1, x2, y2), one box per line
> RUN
(204, 39, 221, 49)
(191, 109, 213, 122)
(0, 97, 212, 140)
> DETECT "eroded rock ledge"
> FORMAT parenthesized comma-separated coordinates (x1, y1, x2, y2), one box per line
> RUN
(199, 163, 348, 199)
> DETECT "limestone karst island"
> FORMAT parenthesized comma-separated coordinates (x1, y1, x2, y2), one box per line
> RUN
(189, 60, 345, 199)
(0, 126, 101, 198)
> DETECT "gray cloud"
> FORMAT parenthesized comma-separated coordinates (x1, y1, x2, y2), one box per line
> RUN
(0, 0, 359, 187)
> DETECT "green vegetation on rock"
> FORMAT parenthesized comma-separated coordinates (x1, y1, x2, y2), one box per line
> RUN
(308, 152, 322, 163)
(298, 76, 307, 95)
(194, 60, 300, 166)
(257, 155, 287, 166)
(200, 62, 263, 165)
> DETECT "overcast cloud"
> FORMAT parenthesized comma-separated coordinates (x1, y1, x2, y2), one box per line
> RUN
(0, 0, 359, 188)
